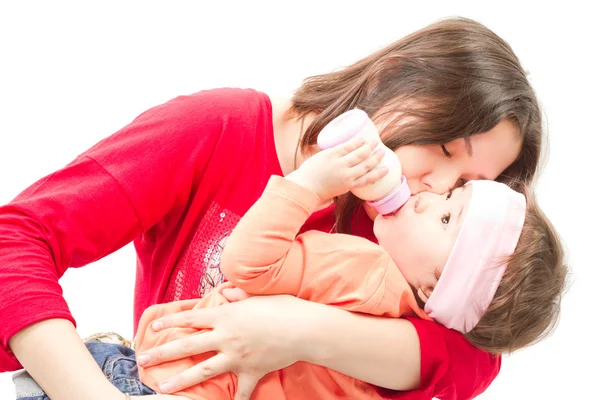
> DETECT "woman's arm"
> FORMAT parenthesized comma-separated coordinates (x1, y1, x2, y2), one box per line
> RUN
(9, 319, 186, 400)
(0, 92, 230, 398)
(9, 319, 124, 400)
(0, 92, 226, 371)
(139, 294, 420, 399)
(297, 301, 421, 391)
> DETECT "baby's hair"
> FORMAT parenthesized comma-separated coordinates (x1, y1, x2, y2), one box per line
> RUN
(465, 186, 568, 354)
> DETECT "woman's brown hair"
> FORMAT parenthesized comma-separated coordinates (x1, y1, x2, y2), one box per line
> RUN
(291, 17, 543, 233)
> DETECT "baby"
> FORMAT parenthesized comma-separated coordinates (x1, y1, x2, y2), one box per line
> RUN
(134, 137, 566, 399)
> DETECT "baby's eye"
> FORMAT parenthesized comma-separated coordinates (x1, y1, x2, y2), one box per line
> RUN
(442, 213, 451, 226)
(446, 190, 453, 200)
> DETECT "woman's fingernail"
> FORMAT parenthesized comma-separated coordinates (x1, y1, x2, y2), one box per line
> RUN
(152, 320, 165, 331)
(159, 381, 174, 393)
(137, 354, 150, 366)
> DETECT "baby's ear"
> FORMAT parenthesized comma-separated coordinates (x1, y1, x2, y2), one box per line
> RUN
(417, 286, 434, 304)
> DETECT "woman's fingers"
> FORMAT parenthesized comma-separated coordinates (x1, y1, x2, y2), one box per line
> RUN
(157, 352, 232, 394)
(152, 307, 220, 331)
(141, 295, 308, 398)
(234, 374, 261, 400)
(139, 330, 220, 367)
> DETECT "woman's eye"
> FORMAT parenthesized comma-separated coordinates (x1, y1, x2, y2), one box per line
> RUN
(441, 144, 451, 158)
(442, 214, 451, 226)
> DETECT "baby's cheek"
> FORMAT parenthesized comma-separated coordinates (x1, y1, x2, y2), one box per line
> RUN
(372, 218, 383, 240)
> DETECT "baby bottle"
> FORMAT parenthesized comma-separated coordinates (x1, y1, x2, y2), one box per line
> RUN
(317, 109, 411, 214)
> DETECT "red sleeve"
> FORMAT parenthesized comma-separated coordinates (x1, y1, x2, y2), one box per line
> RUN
(376, 317, 501, 400)
(0, 89, 240, 371)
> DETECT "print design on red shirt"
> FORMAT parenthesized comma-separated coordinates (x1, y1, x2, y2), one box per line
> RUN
(163, 202, 240, 302)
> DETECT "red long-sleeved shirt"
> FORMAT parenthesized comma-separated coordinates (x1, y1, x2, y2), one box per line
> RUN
(0, 88, 500, 399)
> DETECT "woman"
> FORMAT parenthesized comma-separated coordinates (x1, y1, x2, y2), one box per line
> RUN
(1, 17, 541, 400)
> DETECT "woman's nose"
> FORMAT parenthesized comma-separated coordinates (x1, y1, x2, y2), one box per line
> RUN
(423, 172, 458, 195)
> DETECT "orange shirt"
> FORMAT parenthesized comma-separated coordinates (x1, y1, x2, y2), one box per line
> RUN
(136, 176, 429, 400)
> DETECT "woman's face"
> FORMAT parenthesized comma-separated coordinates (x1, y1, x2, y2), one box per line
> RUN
(399, 119, 521, 194)
(365, 119, 522, 219)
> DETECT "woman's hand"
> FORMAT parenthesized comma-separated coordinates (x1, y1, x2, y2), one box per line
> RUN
(136, 294, 315, 400)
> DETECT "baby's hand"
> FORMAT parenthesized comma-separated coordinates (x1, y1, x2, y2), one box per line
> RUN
(287, 136, 387, 203)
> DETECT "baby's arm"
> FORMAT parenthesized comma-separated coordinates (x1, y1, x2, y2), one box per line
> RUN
(219, 175, 321, 295)
(221, 137, 427, 318)
(220, 135, 384, 295)
(220, 176, 428, 319)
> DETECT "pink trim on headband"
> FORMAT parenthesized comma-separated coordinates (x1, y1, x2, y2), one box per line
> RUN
(424, 180, 526, 334)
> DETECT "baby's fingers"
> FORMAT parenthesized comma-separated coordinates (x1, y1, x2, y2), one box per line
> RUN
(341, 138, 379, 167)
(353, 165, 389, 188)
(333, 135, 367, 157)
(349, 146, 385, 175)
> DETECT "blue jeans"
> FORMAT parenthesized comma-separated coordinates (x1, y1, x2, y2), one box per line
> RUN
(13, 342, 155, 400)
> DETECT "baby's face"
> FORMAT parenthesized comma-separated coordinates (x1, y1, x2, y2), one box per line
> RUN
(373, 185, 473, 300)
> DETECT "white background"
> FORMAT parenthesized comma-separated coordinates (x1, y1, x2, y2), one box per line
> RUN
(0, 1, 598, 399)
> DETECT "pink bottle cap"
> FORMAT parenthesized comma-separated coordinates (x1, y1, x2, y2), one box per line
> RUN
(367, 176, 411, 215)
(317, 109, 369, 150)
